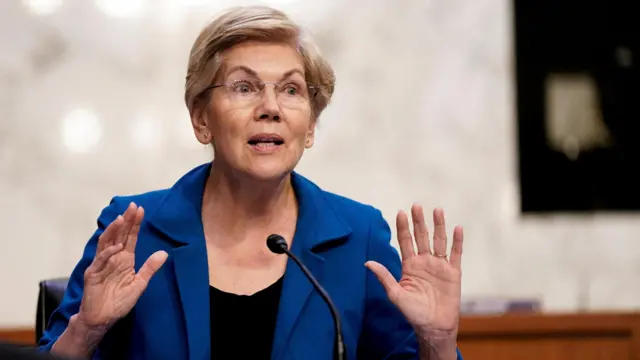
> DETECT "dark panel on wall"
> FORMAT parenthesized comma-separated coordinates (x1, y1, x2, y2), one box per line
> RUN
(515, 0, 639, 212)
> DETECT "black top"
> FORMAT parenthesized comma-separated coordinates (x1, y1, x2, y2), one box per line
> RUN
(209, 277, 284, 360)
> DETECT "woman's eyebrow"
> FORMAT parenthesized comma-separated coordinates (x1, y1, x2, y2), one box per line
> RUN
(225, 65, 304, 80)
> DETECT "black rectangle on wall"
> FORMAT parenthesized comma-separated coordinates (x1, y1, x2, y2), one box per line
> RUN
(514, 0, 639, 212)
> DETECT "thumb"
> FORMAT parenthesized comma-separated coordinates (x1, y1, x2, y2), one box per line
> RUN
(365, 261, 402, 302)
(137, 250, 169, 284)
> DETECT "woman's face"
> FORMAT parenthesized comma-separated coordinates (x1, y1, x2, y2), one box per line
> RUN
(193, 41, 315, 181)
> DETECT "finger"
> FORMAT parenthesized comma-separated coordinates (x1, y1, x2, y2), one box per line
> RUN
(411, 204, 430, 255)
(125, 206, 144, 253)
(97, 215, 124, 253)
(117, 203, 137, 246)
(365, 261, 402, 303)
(89, 243, 124, 275)
(450, 226, 464, 270)
(432, 208, 448, 256)
(136, 251, 169, 284)
(396, 210, 415, 260)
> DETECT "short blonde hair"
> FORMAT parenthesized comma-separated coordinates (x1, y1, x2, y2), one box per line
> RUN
(184, 6, 335, 119)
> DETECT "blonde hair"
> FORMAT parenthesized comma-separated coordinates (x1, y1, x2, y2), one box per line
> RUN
(184, 6, 335, 119)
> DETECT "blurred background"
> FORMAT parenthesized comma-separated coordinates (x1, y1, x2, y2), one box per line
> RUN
(0, 0, 638, 358)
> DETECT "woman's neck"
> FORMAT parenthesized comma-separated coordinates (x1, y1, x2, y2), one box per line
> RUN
(201, 161, 297, 241)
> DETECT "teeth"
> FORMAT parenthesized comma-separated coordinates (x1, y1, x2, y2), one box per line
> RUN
(255, 142, 276, 148)
(248, 138, 282, 147)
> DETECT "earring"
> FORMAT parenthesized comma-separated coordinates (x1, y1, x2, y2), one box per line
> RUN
(203, 133, 209, 140)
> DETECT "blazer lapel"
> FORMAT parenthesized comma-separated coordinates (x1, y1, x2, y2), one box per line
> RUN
(172, 242, 210, 360)
(271, 244, 324, 360)
(271, 173, 352, 360)
(146, 163, 212, 360)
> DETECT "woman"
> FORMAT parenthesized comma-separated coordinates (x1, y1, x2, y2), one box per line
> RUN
(39, 6, 464, 360)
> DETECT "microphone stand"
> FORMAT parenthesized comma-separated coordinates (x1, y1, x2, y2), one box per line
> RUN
(266, 234, 346, 360)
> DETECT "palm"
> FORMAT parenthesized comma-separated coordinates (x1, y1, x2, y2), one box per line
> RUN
(394, 252, 461, 333)
(366, 205, 463, 337)
(82, 251, 142, 326)
(79, 203, 168, 329)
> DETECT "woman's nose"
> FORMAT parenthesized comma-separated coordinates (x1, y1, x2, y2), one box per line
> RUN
(256, 85, 281, 121)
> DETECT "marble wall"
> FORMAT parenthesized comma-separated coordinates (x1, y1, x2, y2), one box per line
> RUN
(1, 0, 639, 327)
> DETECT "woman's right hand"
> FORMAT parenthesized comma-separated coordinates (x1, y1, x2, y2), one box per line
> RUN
(77, 202, 168, 332)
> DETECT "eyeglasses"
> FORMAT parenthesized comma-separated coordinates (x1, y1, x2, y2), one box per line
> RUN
(202, 78, 318, 107)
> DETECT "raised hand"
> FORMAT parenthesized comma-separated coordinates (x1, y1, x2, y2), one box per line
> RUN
(366, 204, 463, 339)
(78, 202, 168, 330)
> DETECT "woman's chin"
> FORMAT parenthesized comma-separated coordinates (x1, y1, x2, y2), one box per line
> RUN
(241, 164, 294, 183)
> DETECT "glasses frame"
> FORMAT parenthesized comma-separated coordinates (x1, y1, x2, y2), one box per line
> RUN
(199, 79, 320, 103)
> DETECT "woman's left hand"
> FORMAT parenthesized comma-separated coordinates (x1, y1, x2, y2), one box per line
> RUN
(366, 204, 463, 341)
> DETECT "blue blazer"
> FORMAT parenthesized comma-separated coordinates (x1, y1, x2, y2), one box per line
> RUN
(39, 163, 463, 360)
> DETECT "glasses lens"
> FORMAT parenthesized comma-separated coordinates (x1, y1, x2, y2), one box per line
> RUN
(224, 79, 315, 107)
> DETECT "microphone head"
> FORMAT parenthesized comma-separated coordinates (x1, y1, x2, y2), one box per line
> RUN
(266, 234, 288, 254)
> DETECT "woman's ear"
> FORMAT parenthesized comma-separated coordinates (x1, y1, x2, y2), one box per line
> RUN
(305, 121, 316, 149)
(191, 105, 212, 145)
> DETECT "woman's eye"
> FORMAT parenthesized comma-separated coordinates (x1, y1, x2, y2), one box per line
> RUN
(232, 82, 254, 93)
(281, 83, 303, 96)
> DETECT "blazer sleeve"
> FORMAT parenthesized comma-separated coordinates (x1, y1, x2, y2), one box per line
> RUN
(357, 209, 463, 360)
(38, 197, 130, 359)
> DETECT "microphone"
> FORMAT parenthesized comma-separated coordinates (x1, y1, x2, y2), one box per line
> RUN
(266, 234, 346, 360)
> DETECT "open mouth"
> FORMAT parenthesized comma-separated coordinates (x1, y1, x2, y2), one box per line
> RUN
(247, 134, 284, 151)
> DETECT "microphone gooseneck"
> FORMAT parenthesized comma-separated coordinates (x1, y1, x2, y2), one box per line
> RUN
(266, 234, 346, 360)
